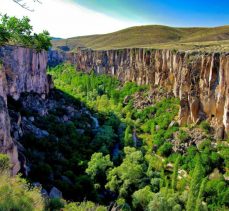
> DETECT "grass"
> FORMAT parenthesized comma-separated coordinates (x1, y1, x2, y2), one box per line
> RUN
(51, 25, 229, 51)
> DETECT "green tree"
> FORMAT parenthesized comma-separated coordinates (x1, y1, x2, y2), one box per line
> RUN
(33, 30, 52, 51)
(86, 152, 113, 188)
(132, 186, 154, 210)
(195, 177, 207, 211)
(148, 194, 170, 211)
(0, 14, 32, 45)
(92, 125, 117, 154)
(148, 192, 182, 211)
(0, 14, 51, 51)
(186, 155, 204, 211)
(0, 25, 10, 44)
(106, 147, 145, 197)
(171, 155, 181, 191)
(124, 125, 133, 146)
(158, 142, 173, 156)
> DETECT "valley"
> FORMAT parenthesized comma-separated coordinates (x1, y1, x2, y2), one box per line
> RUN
(0, 10, 228, 211)
(12, 63, 229, 210)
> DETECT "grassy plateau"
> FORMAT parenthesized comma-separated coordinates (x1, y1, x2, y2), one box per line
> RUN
(52, 25, 229, 51)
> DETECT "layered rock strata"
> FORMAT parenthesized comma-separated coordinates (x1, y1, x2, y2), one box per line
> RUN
(49, 48, 229, 137)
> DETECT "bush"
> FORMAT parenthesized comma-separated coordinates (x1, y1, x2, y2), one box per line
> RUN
(198, 139, 212, 151)
(64, 201, 106, 211)
(45, 198, 65, 211)
(178, 130, 189, 142)
(132, 186, 154, 210)
(0, 154, 10, 172)
(0, 173, 44, 210)
(199, 121, 211, 133)
(158, 142, 173, 156)
(150, 178, 161, 192)
(205, 179, 229, 208)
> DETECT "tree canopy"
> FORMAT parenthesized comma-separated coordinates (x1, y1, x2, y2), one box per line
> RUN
(0, 14, 51, 51)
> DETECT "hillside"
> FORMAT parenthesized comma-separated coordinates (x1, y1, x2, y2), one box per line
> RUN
(51, 25, 229, 51)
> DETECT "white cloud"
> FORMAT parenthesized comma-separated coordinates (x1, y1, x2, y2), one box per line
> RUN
(0, 0, 137, 38)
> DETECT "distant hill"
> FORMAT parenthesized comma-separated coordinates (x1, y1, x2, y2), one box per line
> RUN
(51, 37, 63, 41)
(51, 25, 229, 51)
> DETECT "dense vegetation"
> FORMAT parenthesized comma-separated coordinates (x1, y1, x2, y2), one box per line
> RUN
(52, 25, 229, 51)
(0, 14, 51, 51)
(0, 153, 107, 210)
(40, 64, 228, 210)
(3, 63, 229, 210)
(0, 154, 44, 211)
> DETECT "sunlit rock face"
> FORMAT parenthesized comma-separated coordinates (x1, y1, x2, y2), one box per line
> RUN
(49, 48, 229, 137)
(0, 46, 51, 174)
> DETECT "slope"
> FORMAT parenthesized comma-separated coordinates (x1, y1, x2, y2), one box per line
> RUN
(51, 25, 229, 51)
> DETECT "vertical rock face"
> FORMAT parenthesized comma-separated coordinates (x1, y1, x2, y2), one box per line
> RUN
(0, 46, 50, 99)
(48, 48, 229, 137)
(0, 45, 51, 174)
(0, 66, 20, 175)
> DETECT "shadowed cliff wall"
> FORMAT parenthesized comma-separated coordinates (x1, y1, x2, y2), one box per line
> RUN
(0, 45, 51, 174)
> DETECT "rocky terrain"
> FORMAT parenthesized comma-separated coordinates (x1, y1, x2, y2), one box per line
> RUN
(0, 45, 52, 174)
(48, 48, 229, 138)
(0, 45, 100, 191)
(0, 44, 228, 209)
(0, 45, 228, 175)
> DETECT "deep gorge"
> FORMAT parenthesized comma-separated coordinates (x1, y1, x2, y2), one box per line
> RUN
(0, 45, 228, 209)
(48, 48, 229, 138)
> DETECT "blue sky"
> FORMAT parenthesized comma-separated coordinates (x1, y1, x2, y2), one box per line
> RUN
(0, 0, 228, 38)
(74, 0, 229, 26)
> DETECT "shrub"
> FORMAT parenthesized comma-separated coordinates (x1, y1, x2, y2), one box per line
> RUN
(132, 186, 154, 210)
(205, 179, 229, 208)
(198, 139, 212, 151)
(199, 121, 211, 133)
(45, 198, 65, 211)
(158, 142, 173, 156)
(64, 201, 106, 211)
(150, 178, 161, 192)
(0, 173, 44, 210)
(178, 130, 189, 142)
(0, 154, 10, 172)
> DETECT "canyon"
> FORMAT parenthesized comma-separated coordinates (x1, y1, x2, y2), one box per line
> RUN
(49, 48, 229, 138)
(0, 45, 228, 175)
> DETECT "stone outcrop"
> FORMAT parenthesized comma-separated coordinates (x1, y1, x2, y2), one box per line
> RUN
(49, 48, 229, 137)
(0, 45, 51, 174)
(0, 67, 19, 175)
(0, 45, 51, 99)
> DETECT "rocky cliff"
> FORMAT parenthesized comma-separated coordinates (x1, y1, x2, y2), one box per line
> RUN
(0, 45, 51, 174)
(49, 48, 229, 138)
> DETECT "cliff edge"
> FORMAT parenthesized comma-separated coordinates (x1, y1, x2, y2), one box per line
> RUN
(49, 48, 229, 138)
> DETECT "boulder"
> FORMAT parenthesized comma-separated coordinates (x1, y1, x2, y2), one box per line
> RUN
(49, 187, 63, 199)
